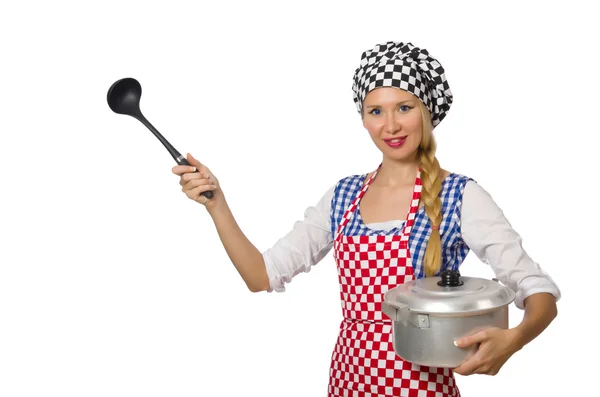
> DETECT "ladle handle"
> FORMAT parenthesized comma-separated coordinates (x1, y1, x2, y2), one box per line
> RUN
(178, 157, 214, 199)
(135, 113, 214, 199)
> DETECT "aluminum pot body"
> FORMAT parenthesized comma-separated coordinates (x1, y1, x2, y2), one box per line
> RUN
(382, 271, 515, 368)
(386, 305, 509, 368)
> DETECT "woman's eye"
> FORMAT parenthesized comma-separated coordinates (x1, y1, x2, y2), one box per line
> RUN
(369, 109, 381, 115)
(399, 105, 411, 112)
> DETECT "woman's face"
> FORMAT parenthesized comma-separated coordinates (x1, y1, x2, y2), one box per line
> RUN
(362, 87, 423, 162)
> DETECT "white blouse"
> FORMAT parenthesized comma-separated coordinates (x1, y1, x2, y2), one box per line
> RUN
(262, 180, 561, 310)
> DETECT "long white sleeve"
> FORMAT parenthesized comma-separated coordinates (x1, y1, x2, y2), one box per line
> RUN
(262, 185, 335, 292)
(262, 180, 561, 308)
(460, 181, 561, 309)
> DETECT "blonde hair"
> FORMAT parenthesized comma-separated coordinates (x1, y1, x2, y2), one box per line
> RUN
(416, 101, 443, 277)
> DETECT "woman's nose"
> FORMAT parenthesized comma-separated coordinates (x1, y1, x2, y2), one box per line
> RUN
(384, 113, 401, 134)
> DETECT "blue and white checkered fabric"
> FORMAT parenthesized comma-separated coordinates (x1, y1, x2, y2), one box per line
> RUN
(330, 172, 473, 278)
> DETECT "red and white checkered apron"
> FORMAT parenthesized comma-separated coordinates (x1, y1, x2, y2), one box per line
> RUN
(327, 167, 460, 397)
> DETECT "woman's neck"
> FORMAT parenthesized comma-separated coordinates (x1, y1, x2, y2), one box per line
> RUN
(374, 156, 420, 187)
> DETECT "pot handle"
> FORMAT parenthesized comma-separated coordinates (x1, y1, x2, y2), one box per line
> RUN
(381, 301, 396, 321)
(381, 301, 410, 326)
(492, 278, 517, 303)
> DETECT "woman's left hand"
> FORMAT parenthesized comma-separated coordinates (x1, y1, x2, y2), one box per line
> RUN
(452, 327, 523, 376)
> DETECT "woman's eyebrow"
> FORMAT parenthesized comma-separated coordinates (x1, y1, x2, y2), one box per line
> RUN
(365, 100, 415, 109)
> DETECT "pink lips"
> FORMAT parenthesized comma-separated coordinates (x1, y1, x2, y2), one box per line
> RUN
(384, 136, 408, 148)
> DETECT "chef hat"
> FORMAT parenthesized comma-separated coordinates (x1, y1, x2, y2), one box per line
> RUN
(352, 41, 453, 127)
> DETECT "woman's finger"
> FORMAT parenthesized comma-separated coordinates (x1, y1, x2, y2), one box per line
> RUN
(182, 172, 210, 182)
(172, 165, 197, 176)
(182, 177, 214, 190)
(187, 183, 218, 200)
(180, 172, 211, 186)
(453, 351, 485, 376)
(455, 329, 490, 349)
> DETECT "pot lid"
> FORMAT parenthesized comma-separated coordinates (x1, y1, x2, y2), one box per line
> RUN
(384, 270, 516, 314)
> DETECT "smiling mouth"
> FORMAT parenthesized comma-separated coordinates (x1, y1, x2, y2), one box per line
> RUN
(384, 136, 408, 148)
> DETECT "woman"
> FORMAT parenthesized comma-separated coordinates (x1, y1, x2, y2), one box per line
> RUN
(172, 42, 560, 396)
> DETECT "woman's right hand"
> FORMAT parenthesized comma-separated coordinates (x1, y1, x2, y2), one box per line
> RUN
(172, 153, 221, 208)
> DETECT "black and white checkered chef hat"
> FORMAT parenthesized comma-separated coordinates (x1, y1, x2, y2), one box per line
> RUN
(352, 41, 453, 127)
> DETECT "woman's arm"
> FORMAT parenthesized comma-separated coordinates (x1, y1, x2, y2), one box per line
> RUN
(514, 292, 558, 349)
(173, 155, 271, 292)
(209, 185, 335, 293)
(208, 198, 271, 292)
(453, 180, 560, 375)
(175, 152, 336, 293)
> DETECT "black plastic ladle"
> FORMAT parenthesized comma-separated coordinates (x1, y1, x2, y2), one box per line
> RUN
(107, 77, 213, 199)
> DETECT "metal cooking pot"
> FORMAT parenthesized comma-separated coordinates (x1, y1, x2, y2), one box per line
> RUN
(381, 270, 515, 368)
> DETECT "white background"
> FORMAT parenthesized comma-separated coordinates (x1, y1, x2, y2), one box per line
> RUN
(1, 1, 597, 396)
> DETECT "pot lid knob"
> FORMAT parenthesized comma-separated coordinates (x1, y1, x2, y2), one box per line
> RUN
(437, 269, 464, 287)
